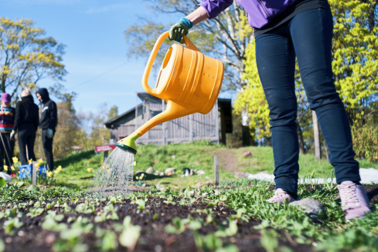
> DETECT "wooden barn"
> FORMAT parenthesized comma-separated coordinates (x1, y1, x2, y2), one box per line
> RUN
(104, 92, 232, 145)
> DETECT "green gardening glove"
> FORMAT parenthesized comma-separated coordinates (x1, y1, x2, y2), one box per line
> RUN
(169, 17, 193, 44)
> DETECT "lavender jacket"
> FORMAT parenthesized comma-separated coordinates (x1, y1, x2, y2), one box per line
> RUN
(199, 0, 300, 28)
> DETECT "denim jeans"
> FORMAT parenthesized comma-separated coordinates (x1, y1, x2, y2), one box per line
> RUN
(255, 7, 360, 197)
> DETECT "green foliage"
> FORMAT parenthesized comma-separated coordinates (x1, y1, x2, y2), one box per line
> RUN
(233, 39, 270, 139)
(352, 122, 378, 161)
(119, 216, 141, 250)
(329, 0, 378, 125)
(0, 178, 6, 188)
(0, 17, 66, 95)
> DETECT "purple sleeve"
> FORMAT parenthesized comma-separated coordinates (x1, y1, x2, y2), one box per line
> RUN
(198, 0, 234, 19)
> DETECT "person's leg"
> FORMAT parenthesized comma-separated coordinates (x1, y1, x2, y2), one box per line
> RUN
(2, 133, 13, 174)
(290, 8, 360, 183)
(26, 131, 37, 161)
(18, 130, 28, 165)
(42, 129, 54, 170)
(290, 8, 369, 220)
(255, 25, 299, 198)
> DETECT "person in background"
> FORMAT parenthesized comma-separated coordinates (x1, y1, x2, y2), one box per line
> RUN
(12, 88, 39, 165)
(36, 88, 57, 171)
(0, 93, 15, 174)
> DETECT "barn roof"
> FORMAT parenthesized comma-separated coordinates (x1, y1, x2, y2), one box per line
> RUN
(104, 103, 143, 128)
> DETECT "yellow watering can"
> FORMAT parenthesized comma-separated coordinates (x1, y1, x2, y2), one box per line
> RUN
(116, 31, 224, 154)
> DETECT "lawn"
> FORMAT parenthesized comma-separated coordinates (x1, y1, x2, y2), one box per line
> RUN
(52, 141, 378, 190)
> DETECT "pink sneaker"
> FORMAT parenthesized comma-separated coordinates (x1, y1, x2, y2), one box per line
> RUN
(338, 181, 371, 221)
(267, 188, 298, 204)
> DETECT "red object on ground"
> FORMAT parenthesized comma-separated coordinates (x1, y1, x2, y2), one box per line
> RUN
(72, 146, 83, 150)
(95, 145, 116, 153)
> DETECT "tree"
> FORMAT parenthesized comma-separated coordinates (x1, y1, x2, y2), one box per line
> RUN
(125, 0, 253, 90)
(329, 0, 378, 126)
(0, 18, 66, 96)
(108, 105, 118, 121)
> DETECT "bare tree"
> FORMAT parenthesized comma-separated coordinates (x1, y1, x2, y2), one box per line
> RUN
(125, 0, 253, 90)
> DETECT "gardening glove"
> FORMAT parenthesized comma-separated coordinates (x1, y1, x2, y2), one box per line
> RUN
(169, 17, 193, 44)
(10, 130, 15, 139)
(46, 128, 54, 139)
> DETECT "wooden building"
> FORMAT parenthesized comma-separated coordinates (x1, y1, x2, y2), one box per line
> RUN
(104, 92, 232, 145)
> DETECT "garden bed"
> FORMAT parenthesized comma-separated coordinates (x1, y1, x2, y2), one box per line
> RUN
(0, 183, 377, 252)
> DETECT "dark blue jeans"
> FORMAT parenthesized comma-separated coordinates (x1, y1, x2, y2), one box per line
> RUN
(255, 7, 360, 197)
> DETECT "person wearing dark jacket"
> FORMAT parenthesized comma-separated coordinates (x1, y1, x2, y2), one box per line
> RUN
(11, 88, 39, 165)
(36, 88, 57, 171)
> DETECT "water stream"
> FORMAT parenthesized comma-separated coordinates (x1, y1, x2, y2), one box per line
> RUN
(87, 147, 134, 198)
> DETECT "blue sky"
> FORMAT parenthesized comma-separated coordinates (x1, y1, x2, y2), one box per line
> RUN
(1, 0, 179, 115)
(2, 0, 234, 117)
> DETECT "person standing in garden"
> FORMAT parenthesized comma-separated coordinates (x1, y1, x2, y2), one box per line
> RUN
(36, 88, 57, 171)
(0, 93, 15, 175)
(169, 0, 371, 221)
(12, 88, 39, 165)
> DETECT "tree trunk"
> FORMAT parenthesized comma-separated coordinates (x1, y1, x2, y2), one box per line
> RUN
(297, 122, 305, 154)
(313, 111, 321, 160)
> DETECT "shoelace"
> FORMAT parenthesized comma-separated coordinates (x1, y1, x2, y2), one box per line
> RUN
(339, 184, 359, 209)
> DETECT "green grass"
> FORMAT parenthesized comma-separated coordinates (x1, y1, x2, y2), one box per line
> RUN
(53, 150, 104, 189)
(50, 141, 378, 189)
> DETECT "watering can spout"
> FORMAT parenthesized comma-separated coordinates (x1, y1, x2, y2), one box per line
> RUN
(136, 100, 195, 137)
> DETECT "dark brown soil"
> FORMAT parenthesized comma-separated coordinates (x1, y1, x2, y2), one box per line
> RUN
(0, 196, 315, 252)
(1, 184, 377, 252)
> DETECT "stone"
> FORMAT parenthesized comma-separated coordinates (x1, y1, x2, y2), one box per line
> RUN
(146, 167, 154, 174)
(197, 170, 206, 175)
(165, 168, 176, 175)
(171, 155, 176, 159)
(234, 172, 249, 178)
(214, 190, 220, 196)
(243, 151, 253, 158)
(290, 198, 325, 220)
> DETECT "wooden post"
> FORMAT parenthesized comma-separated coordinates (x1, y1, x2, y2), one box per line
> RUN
(32, 161, 37, 186)
(189, 114, 193, 142)
(313, 111, 321, 160)
(162, 99, 166, 145)
(214, 156, 219, 186)
(104, 151, 109, 161)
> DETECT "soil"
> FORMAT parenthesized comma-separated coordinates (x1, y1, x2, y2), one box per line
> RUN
(1, 184, 377, 252)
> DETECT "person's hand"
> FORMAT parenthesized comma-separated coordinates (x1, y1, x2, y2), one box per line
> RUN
(169, 18, 193, 44)
(10, 130, 15, 139)
(46, 128, 54, 138)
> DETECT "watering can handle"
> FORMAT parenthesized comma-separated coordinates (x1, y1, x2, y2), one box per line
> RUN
(142, 31, 201, 95)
